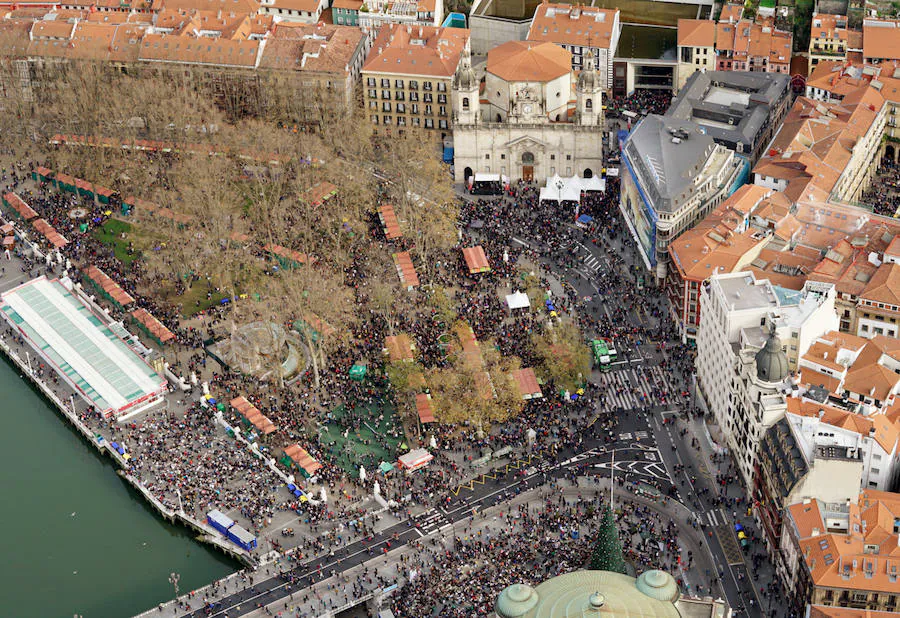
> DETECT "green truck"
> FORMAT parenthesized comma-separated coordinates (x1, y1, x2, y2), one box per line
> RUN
(590, 339, 618, 372)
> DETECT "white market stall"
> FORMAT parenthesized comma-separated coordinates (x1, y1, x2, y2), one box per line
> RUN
(397, 448, 434, 473)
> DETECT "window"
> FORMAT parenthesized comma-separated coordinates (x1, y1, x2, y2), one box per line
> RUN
(425, 104, 433, 115)
(369, 101, 377, 109)
(410, 92, 419, 102)
(381, 78, 390, 87)
(437, 82, 446, 92)
(425, 118, 434, 128)
(437, 94, 447, 104)
(366, 77, 376, 87)
(412, 103, 419, 114)
(371, 115, 379, 124)
(382, 102, 391, 112)
(409, 80, 418, 90)
(462, 97, 469, 110)
(485, 154, 490, 160)
(439, 106, 447, 116)
(566, 154, 572, 160)
(396, 103, 405, 113)
(383, 116, 392, 124)
(423, 81, 433, 91)
(381, 90, 391, 99)
(368, 89, 377, 99)
(439, 119, 448, 129)
(586, 98, 592, 110)
(424, 93, 433, 103)
(500, 154, 505, 160)
(550, 154, 555, 160)
(394, 79, 404, 88)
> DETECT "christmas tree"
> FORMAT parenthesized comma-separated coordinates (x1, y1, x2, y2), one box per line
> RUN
(589, 505, 627, 574)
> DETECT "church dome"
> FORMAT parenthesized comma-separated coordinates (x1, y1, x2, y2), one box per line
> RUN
(756, 331, 790, 383)
(635, 570, 680, 603)
(495, 583, 539, 617)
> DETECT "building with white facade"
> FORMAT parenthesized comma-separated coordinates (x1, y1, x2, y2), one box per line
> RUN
(619, 115, 748, 284)
(696, 271, 839, 485)
(451, 41, 604, 183)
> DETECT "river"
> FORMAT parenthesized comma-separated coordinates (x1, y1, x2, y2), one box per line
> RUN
(0, 356, 238, 618)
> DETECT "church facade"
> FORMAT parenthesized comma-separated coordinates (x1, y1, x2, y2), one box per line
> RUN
(451, 41, 604, 184)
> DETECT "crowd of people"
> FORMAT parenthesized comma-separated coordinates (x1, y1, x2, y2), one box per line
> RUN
(862, 155, 900, 218)
(388, 492, 697, 618)
(0, 129, 782, 618)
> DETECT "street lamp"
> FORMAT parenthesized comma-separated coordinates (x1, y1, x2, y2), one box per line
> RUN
(169, 572, 181, 598)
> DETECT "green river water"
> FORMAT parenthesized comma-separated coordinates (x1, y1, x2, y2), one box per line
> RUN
(0, 356, 238, 618)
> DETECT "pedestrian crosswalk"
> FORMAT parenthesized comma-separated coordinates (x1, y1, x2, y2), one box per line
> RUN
(415, 508, 449, 536)
(595, 365, 683, 411)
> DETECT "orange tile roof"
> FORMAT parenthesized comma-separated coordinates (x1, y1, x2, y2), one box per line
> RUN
(527, 3, 618, 49)
(363, 24, 469, 78)
(719, 3, 743, 24)
(810, 13, 849, 43)
(863, 19, 900, 61)
(139, 32, 260, 68)
(260, 23, 363, 75)
(860, 262, 900, 305)
(678, 18, 716, 47)
(786, 499, 825, 537)
(3, 192, 38, 221)
(487, 40, 571, 83)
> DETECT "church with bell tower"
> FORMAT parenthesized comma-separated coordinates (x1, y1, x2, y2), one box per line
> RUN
(451, 40, 604, 184)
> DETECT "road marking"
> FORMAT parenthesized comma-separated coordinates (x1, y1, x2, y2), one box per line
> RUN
(414, 528, 424, 538)
(635, 431, 649, 439)
(618, 432, 633, 440)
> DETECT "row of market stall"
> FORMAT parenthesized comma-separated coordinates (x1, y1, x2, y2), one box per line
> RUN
(32, 166, 116, 204)
(2, 192, 68, 249)
(230, 396, 277, 436)
(83, 265, 135, 311)
(130, 308, 175, 346)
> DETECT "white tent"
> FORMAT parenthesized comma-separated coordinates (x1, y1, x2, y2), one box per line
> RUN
(505, 291, 531, 310)
(539, 175, 604, 202)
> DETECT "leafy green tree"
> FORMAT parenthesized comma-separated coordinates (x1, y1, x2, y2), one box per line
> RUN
(589, 506, 627, 574)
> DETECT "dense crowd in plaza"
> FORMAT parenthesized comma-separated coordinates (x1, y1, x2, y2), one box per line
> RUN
(862, 156, 900, 217)
(387, 493, 699, 618)
(0, 92, 773, 617)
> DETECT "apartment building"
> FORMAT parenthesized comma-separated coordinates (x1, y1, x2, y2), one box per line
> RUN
(362, 24, 469, 133)
(809, 13, 850, 67)
(526, 2, 620, 91)
(780, 491, 900, 613)
(0, 10, 369, 123)
(696, 271, 838, 484)
(804, 60, 900, 150)
(676, 19, 717, 90)
(753, 89, 886, 203)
